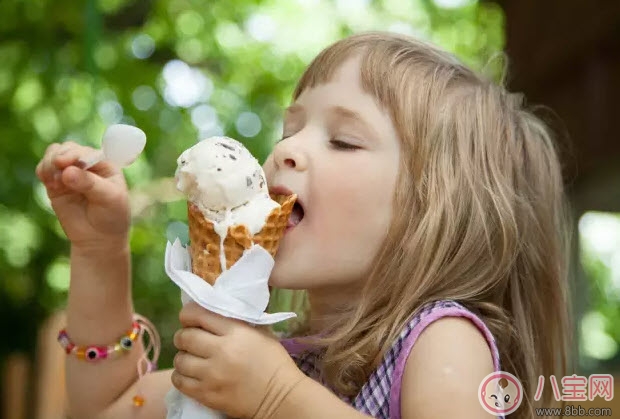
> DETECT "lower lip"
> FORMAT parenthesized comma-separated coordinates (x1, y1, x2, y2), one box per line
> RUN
(285, 220, 301, 234)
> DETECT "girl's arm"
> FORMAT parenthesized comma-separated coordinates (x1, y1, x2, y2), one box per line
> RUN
(98, 369, 173, 419)
(66, 244, 171, 419)
(36, 142, 172, 419)
(400, 317, 496, 419)
(266, 377, 371, 419)
(269, 317, 495, 419)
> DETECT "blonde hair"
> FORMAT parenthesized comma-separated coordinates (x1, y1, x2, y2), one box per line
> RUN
(284, 32, 572, 418)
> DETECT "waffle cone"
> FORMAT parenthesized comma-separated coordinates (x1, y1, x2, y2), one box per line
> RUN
(187, 194, 296, 285)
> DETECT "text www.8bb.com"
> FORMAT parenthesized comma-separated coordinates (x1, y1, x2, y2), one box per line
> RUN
(535, 405, 612, 416)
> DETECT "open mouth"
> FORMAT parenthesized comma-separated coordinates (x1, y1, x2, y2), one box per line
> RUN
(269, 185, 304, 231)
(287, 201, 305, 229)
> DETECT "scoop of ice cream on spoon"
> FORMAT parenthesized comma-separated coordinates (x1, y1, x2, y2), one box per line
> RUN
(79, 124, 147, 169)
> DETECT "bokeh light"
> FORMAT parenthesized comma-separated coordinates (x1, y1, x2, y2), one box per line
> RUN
(131, 34, 156, 59)
(132, 85, 158, 111)
(246, 14, 277, 42)
(236, 111, 262, 138)
(162, 60, 213, 108)
(432, 0, 476, 9)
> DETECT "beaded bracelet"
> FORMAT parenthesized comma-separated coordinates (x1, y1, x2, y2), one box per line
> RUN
(57, 320, 141, 361)
(57, 315, 161, 407)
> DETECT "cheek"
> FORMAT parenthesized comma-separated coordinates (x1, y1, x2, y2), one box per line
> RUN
(270, 152, 398, 288)
(313, 161, 394, 235)
(308, 161, 395, 263)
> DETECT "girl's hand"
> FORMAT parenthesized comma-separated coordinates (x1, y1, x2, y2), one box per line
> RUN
(172, 302, 305, 419)
(35, 141, 130, 250)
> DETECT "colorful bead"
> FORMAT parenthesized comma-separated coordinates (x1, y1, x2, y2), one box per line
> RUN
(132, 395, 145, 407)
(120, 337, 133, 350)
(84, 346, 107, 361)
(57, 321, 142, 362)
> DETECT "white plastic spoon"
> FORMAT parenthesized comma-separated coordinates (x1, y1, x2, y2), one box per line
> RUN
(79, 124, 147, 169)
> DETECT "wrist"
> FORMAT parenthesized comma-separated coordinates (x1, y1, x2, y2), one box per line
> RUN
(71, 237, 129, 258)
(253, 366, 307, 419)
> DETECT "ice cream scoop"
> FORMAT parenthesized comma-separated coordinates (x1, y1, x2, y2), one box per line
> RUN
(175, 137, 268, 211)
(168, 136, 297, 419)
(175, 136, 285, 275)
(175, 137, 281, 235)
(79, 124, 147, 169)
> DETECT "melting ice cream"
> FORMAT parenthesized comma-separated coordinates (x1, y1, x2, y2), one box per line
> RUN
(175, 136, 280, 271)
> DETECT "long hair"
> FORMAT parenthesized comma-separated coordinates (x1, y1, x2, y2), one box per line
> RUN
(283, 32, 571, 418)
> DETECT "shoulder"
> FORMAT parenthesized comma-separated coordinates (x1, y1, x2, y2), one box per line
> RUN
(401, 317, 496, 419)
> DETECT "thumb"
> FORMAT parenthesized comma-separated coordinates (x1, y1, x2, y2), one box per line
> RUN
(61, 166, 120, 204)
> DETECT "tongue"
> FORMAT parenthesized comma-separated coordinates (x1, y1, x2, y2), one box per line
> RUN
(288, 205, 304, 227)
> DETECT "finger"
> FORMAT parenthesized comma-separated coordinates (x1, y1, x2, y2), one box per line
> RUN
(173, 327, 218, 358)
(171, 370, 202, 398)
(53, 144, 118, 178)
(47, 142, 83, 187)
(60, 165, 121, 204)
(51, 141, 88, 169)
(54, 146, 118, 177)
(38, 143, 62, 184)
(173, 351, 209, 380)
(179, 302, 243, 335)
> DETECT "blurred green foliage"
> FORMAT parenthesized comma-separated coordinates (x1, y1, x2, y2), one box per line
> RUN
(578, 212, 620, 371)
(0, 0, 505, 369)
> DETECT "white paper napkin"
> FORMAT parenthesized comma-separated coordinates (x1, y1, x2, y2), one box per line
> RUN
(164, 238, 297, 419)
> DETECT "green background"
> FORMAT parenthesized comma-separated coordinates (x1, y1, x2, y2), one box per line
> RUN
(1, 0, 616, 379)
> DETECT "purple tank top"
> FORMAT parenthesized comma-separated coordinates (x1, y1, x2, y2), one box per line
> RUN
(280, 300, 502, 419)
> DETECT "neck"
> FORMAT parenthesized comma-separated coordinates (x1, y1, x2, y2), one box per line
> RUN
(307, 285, 360, 334)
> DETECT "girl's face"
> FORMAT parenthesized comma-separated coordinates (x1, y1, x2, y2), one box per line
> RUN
(263, 57, 401, 291)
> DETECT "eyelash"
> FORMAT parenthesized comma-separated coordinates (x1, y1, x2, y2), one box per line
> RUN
(329, 139, 360, 151)
(278, 136, 360, 151)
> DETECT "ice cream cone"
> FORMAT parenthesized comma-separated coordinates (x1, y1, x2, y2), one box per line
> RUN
(187, 194, 296, 285)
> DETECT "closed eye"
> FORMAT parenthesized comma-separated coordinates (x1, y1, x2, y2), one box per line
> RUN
(330, 139, 360, 151)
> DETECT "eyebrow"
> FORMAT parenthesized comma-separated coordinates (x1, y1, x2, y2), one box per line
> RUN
(284, 104, 380, 141)
(284, 104, 304, 115)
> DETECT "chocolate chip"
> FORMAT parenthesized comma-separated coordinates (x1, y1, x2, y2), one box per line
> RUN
(217, 142, 235, 151)
(229, 154, 237, 160)
(246, 176, 252, 186)
(217, 168, 221, 171)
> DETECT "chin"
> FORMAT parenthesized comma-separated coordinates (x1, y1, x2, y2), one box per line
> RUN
(268, 267, 296, 289)
(268, 261, 309, 289)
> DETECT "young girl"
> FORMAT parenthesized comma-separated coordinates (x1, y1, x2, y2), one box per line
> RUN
(36, 32, 570, 419)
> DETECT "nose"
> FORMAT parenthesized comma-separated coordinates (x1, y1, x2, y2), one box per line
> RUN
(272, 138, 308, 171)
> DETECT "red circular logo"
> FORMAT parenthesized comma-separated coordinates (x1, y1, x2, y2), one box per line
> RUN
(478, 371, 523, 415)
